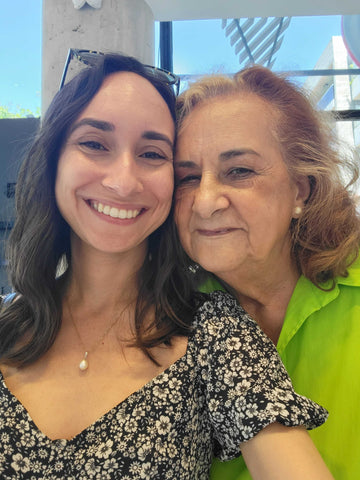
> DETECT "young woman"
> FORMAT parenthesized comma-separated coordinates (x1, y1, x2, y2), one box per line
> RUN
(175, 65, 360, 480)
(0, 54, 332, 479)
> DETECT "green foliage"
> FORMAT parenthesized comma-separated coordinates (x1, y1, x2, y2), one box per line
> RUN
(0, 105, 41, 119)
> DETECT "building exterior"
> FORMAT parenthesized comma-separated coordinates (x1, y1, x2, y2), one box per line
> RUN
(304, 36, 360, 150)
(0, 118, 40, 294)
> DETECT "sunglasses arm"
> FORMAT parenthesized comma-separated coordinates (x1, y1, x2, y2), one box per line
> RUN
(59, 49, 74, 90)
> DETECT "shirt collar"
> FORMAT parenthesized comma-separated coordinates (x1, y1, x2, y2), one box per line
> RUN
(277, 253, 360, 354)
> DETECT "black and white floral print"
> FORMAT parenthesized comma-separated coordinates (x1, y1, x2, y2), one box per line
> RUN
(0, 291, 328, 479)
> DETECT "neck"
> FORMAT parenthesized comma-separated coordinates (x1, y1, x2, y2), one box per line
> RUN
(221, 256, 300, 344)
(64, 239, 146, 315)
(60, 243, 144, 364)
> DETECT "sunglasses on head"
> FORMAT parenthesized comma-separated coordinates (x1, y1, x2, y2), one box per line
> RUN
(59, 48, 180, 95)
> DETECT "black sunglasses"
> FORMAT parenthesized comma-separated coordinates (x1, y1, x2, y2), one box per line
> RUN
(59, 48, 180, 95)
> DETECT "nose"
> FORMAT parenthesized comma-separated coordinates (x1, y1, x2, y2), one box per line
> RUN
(101, 153, 144, 197)
(192, 172, 230, 218)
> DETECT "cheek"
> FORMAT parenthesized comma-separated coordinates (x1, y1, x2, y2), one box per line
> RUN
(54, 167, 67, 212)
(174, 196, 192, 244)
(173, 205, 182, 239)
(55, 154, 76, 201)
(153, 168, 174, 212)
(174, 191, 185, 225)
(55, 171, 74, 226)
(55, 168, 77, 217)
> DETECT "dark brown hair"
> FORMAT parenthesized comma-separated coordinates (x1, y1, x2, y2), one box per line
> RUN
(0, 53, 196, 367)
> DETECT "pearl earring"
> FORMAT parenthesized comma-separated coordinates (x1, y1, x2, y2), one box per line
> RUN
(294, 206, 302, 216)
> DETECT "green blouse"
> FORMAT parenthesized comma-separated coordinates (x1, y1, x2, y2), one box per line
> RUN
(203, 257, 360, 480)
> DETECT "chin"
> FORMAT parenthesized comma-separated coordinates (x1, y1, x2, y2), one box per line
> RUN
(195, 258, 228, 276)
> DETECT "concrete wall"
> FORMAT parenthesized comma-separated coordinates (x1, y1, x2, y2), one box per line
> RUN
(0, 118, 40, 294)
(42, 0, 155, 113)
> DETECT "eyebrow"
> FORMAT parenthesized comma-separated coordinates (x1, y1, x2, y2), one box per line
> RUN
(175, 149, 259, 169)
(69, 118, 115, 134)
(219, 148, 259, 160)
(69, 119, 173, 148)
(142, 130, 173, 148)
(175, 160, 198, 169)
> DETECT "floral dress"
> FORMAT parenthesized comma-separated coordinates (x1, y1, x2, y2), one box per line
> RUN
(0, 291, 328, 479)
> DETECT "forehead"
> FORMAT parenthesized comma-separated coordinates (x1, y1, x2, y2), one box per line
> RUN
(178, 93, 278, 145)
(175, 93, 286, 170)
(74, 71, 175, 136)
(83, 71, 172, 118)
(99, 71, 159, 99)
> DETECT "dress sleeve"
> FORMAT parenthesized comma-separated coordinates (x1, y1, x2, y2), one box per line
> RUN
(194, 291, 328, 462)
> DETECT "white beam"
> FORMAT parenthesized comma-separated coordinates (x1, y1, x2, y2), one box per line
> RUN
(145, 0, 360, 21)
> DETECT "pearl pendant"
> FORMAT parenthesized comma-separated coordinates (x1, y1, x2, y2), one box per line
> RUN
(79, 352, 89, 371)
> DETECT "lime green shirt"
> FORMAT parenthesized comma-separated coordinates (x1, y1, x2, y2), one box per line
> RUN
(201, 259, 360, 480)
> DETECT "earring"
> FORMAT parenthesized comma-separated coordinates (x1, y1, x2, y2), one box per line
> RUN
(188, 263, 200, 274)
(294, 206, 302, 216)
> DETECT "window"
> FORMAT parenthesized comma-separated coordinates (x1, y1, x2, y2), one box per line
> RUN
(6, 183, 16, 199)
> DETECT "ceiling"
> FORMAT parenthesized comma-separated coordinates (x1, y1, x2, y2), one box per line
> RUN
(144, 0, 360, 21)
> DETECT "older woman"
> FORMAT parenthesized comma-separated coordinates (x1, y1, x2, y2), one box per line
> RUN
(0, 54, 332, 479)
(175, 65, 360, 480)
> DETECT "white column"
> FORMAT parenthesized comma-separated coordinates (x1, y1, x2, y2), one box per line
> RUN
(42, 0, 154, 113)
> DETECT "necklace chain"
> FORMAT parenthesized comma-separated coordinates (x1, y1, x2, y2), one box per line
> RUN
(67, 301, 127, 371)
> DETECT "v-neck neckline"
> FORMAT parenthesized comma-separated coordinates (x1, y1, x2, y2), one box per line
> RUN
(0, 332, 195, 444)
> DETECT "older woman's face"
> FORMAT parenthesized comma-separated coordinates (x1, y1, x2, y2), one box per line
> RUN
(174, 93, 306, 279)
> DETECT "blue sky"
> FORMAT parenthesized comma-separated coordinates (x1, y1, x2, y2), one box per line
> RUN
(0, 1, 342, 114)
(0, 0, 42, 113)
(171, 15, 341, 75)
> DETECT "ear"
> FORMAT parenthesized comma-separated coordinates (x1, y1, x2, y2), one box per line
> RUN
(293, 176, 311, 218)
(295, 177, 310, 207)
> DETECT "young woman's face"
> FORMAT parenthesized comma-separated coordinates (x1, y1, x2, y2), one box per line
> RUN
(55, 72, 175, 256)
(175, 94, 307, 281)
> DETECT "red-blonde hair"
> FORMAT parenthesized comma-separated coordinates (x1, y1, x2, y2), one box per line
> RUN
(176, 65, 360, 288)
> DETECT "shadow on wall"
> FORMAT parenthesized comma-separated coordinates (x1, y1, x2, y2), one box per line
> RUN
(0, 117, 40, 294)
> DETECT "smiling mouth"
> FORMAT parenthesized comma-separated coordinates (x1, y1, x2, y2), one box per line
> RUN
(197, 228, 237, 236)
(90, 201, 142, 219)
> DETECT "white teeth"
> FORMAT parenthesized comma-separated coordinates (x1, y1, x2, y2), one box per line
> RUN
(92, 201, 140, 219)
(109, 207, 118, 218)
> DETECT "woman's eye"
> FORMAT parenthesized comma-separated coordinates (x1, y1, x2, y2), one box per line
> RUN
(141, 151, 167, 160)
(79, 140, 108, 151)
(227, 167, 254, 178)
(176, 174, 201, 186)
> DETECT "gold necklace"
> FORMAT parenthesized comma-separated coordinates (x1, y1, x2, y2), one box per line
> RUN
(66, 302, 127, 371)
